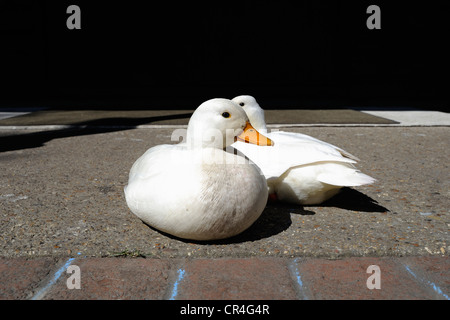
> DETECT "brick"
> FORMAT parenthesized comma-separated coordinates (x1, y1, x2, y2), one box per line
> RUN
(43, 258, 172, 299)
(0, 257, 57, 300)
(1, 257, 448, 300)
(175, 258, 297, 300)
(295, 257, 435, 299)
(402, 256, 449, 299)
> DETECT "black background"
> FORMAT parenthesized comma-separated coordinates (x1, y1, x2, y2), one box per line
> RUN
(1, 0, 448, 109)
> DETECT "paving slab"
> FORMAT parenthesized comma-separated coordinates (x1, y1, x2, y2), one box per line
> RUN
(43, 257, 172, 300)
(175, 258, 298, 300)
(0, 257, 57, 299)
(293, 257, 435, 299)
(401, 256, 450, 299)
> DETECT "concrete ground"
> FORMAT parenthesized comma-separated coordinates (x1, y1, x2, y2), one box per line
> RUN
(0, 107, 448, 300)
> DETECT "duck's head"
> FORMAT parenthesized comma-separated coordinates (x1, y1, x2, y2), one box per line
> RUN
(187, 98, 273, 149)
(232, 95, 267, 132)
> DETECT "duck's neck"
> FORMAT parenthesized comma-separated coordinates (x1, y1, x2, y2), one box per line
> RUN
(247, 109, 267, 133)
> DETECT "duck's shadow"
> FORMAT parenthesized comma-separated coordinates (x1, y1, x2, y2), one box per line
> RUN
(319, 187, 388, 213)
(147, 187, 388, 245)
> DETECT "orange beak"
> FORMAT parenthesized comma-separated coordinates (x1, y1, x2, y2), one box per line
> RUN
(236, 122, 274, 146)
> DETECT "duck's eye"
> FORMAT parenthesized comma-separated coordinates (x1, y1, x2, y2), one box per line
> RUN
(239, 102, 245, 107)
(222, 112, 231, 118)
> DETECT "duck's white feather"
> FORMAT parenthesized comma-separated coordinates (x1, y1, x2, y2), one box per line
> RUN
(233, 130, 359, 179)
(124, 98, 269, 240)
(231, 95, 376, 205)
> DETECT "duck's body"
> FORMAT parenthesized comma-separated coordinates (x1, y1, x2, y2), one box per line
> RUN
(124, 98, 272, 240)
(231, 95, 376, 205)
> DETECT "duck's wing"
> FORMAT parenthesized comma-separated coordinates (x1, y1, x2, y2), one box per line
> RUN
(231, 131, 359, 179)
(127, 144, 186, 182)
(314, 162, 377, 186)
(270, 131, 360, 162)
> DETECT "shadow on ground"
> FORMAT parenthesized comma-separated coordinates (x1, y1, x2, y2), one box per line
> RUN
(0, 113, 192, 153)
(319, 187, 388, 213)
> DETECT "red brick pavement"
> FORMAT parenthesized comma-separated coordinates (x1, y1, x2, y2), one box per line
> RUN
(0, 256, 448, 301)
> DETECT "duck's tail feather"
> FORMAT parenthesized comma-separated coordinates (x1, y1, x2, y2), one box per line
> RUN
(317, 165, 377, 187)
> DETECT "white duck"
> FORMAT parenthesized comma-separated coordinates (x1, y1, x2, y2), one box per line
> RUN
(231, 95, 376, 205)
(124, 98, 273, 241)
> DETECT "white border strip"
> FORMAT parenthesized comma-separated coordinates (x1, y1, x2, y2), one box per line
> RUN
(358, 110, 450, 126)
